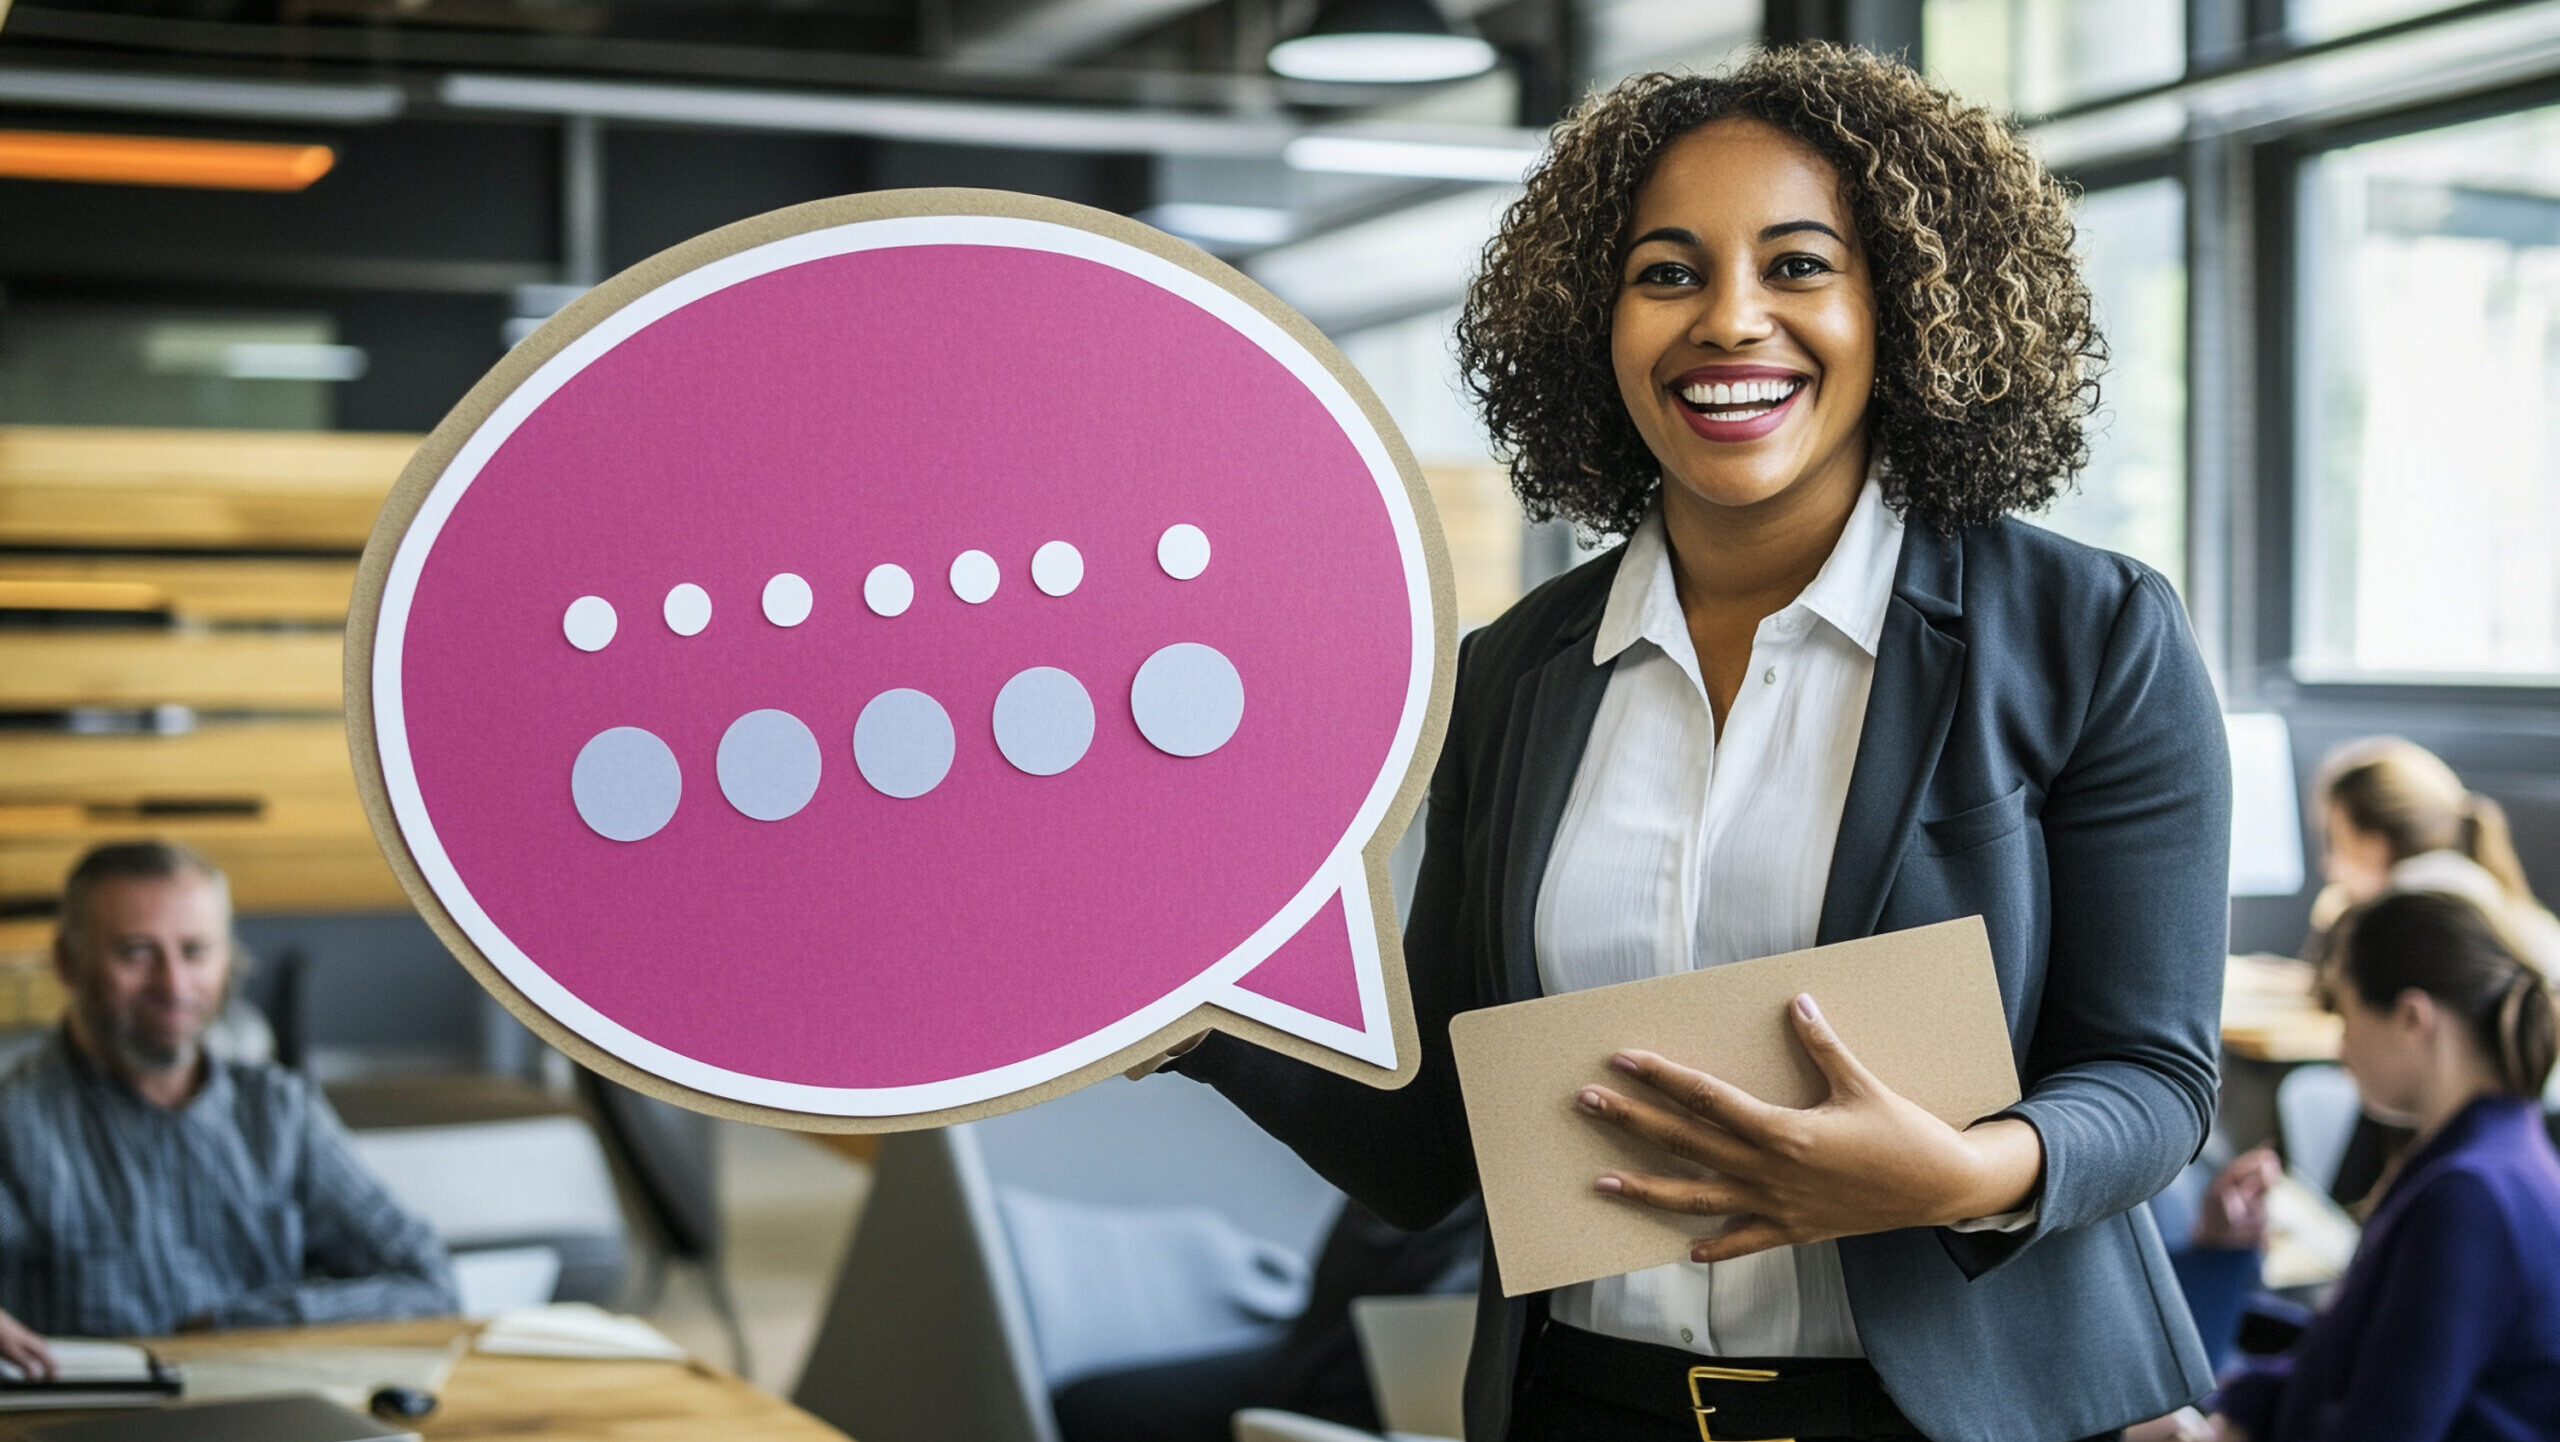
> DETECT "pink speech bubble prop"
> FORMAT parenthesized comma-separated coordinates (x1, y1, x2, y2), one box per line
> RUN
(368, 210, 1439, 1118)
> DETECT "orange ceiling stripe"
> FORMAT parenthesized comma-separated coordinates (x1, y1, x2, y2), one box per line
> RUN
(0, 130, 336, 191)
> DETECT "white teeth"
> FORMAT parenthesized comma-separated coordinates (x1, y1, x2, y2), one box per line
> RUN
(1679, 378, 1802, 409)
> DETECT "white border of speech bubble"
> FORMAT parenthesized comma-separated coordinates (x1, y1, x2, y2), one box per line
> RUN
(373, 215, 1431, 1115)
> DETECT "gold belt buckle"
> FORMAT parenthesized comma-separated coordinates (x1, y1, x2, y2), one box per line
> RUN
(1687, 1365, 1793, 1442)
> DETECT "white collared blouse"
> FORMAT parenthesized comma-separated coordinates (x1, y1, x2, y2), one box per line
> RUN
(1533, 475, 1901, 1358)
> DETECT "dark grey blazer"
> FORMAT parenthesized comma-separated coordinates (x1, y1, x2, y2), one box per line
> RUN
(1179, 514, 2230, 1442)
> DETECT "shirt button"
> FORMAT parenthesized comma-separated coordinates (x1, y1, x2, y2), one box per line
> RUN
(1680, 1327, 1695, 1344)
(1762, 667, 1776, 685)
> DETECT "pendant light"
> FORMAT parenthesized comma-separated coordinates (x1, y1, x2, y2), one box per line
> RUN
(1267, 0, 1499, 84)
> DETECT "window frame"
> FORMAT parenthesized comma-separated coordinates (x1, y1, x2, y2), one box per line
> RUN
(2248, 70, 2560, 709)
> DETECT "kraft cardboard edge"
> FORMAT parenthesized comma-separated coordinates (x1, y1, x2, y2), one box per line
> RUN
(344, 187, 1457, 1133)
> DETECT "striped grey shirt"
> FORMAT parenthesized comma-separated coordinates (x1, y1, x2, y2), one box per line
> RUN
(0, 1030, 458, 1336)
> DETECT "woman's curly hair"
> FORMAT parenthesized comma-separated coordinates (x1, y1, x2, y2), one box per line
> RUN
(1454, 44, 2102, 538)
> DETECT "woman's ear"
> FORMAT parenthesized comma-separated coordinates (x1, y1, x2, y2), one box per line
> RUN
(2393, 987, 2438, 1038)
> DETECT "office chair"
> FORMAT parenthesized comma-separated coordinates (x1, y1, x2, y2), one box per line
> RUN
(577, 1069, 752, 1376)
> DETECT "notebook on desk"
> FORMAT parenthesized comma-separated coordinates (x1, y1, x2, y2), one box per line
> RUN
(0, 1341, 179, 1410)
(23, 1394, 416, 1442)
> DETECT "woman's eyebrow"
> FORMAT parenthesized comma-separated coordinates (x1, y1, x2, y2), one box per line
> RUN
(1760, 219, 1845, 244)
(1626, 220, 1846, 251)
(1626, 226, 1698, 250)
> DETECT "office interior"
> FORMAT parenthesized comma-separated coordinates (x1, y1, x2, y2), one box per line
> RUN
(1, 0, 2556, 1438)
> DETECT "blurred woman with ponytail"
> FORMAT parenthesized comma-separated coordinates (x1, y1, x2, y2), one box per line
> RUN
(2312, 736, 2560, 970)
(2204, 889, 2560, 1442)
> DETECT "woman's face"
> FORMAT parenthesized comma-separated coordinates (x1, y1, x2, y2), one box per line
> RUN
(1611, 117, 1878, 524)
(2335, 981, 2427, 1127)
(2323, 803, 2395, 902)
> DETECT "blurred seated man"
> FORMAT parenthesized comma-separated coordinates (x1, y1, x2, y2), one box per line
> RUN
(0, 842, 456, 1377)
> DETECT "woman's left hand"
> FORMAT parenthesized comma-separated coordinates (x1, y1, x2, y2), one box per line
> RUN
(1576, 993, 2045, 1262)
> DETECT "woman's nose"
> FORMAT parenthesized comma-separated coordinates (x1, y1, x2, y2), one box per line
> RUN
(1687, 276, 1775, 351)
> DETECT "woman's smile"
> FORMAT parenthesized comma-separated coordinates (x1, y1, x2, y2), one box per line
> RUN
(1611, 116, 1876, 522)
(1671, 363, 1811, 441)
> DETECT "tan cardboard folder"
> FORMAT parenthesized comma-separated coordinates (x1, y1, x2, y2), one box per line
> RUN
(1449, 916, 2019, 1296)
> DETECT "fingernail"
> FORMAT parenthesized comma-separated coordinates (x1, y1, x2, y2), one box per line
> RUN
(1609, 1052, 1640, 1074)
(1795, 993, 1820, 1022)
(1594, 1175, 1623, 1194)
(1576, 1088, 1604, 1113)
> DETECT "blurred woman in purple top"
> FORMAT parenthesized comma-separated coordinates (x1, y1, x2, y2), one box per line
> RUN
(2207, 889, 2560, 1441)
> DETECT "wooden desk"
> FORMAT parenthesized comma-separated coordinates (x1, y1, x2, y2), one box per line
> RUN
(0, 1320, 850, 1442)
(2216, 953, 2345, 1155)
(2222, 953, 2342, 1063)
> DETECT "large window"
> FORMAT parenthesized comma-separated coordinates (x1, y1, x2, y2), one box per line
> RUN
(1924, 0, 2185, 116)
(2032, 177, 2188, 585)
(2296, 100, 2560, 682)
(2290, 0, 2474, 43)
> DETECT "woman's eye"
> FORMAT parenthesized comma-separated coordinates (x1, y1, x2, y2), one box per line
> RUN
(1633, 261, 1697, 287)
(1773, 254, 1833, 281)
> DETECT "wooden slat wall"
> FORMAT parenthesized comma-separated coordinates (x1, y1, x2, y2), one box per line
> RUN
(0, 556, 359, 623)
(1, 427, 422, 1026)
(0, 721, 365, 799)
(0, 630, 344, 710)
(0, 920, 65, 1030)
(1421, 460, 1528, 628)
(0, 427, 412, 550)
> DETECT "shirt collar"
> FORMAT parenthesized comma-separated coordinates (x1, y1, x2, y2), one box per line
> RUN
(1594, 463, 1904, 668)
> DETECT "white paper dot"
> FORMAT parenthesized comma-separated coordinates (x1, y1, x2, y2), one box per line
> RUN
(762, 573, 813, 627)
(1031, 541, 1084, 598)
(563, 596, 617, 652)
(1131, 642, 1245, 758)
(854, 689, 956, 799)
(950, 550, 1000, 605)
(1157, 524, 1210, 581)
(664, 583, 712, 636)
(992, 667, 1095, 777)
(864, 564, 914, 618)
(717, 709, 822, 821)
(572, 727, 680, 841)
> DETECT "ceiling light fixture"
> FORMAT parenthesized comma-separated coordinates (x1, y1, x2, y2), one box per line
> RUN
(439, 74, 1293, 157)
(1284, 132, 1541, 182)
(1268, 0, 1499, 84)
(0, 68, 404, 124)
(0, 130, 335, 190)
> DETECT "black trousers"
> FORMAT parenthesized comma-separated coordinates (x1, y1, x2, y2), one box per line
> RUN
(1509, 1383, 2128, 1442)
(1509, 1322, 2127, 1442)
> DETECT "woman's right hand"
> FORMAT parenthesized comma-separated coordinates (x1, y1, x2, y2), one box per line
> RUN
(2193, 1145, 2282, 1250)
(2125, 1408, 2223, 1442)
(0, 1307, 52, 1381)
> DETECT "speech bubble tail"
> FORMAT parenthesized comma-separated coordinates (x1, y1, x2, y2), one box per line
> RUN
(1212, 857, 1397, 1071)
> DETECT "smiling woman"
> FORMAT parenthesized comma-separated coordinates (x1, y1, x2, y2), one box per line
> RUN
(1457, 49, 2100, 540)
(1171, 44, 2228, 1442)
(1611, 130, 1876, 509)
